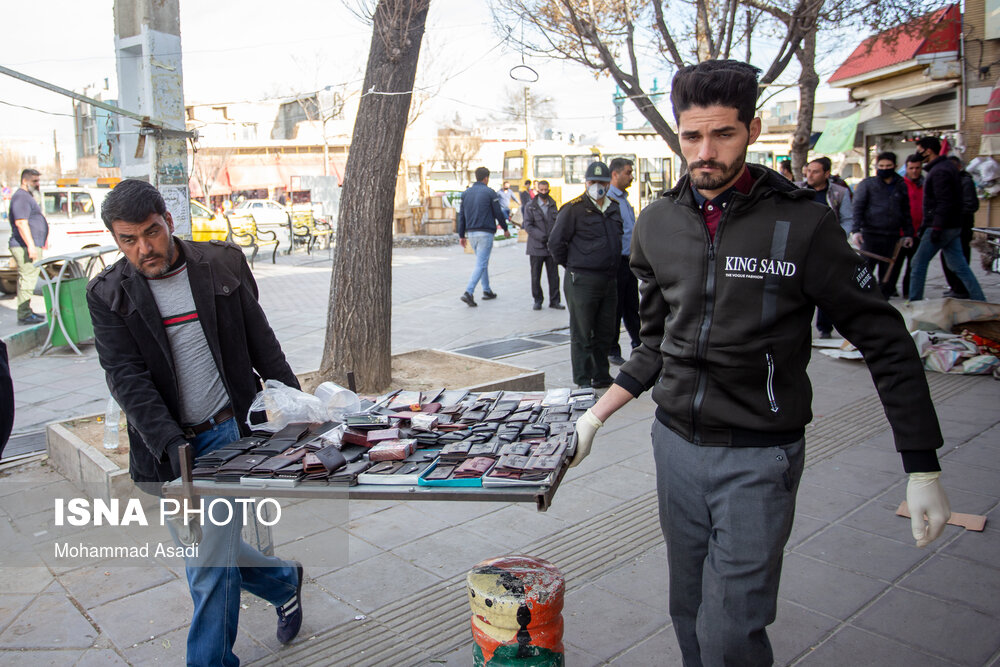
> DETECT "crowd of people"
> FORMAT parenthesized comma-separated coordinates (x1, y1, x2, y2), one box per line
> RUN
(452, 124, 987, 363)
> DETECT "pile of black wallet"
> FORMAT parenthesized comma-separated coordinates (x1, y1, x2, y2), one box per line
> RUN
(184, 387, 596, 489)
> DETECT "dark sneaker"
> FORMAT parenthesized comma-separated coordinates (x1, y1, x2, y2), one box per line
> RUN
(482, 290, 498, 300)
(591, 378, 613, 389)
(818, 331, 833, 340)
(576, 382, 592, 389)
(17, 312, 44, 325)
(549, 302, 566, 310)
(533, 302, 543, 310)
(608, 354, 626, 366)
(276, 561, 304, 644)
(460, 292, 478, 307)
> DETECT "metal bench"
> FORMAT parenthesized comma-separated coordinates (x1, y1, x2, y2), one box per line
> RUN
(225, 216, 279, 268)
(291, 211, 334, 255)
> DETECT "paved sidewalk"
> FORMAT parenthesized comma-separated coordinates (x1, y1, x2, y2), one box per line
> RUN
(0, 239, 997, 665)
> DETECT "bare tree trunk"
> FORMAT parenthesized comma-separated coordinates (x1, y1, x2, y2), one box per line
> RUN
(318, 0, 429, 392)
(790, 30, 818, 177)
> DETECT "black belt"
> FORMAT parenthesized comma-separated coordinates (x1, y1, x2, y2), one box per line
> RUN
(182, 406, 235, 440)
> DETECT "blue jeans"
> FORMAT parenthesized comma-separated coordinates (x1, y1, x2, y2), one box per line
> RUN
(168, 417, 298, 667)
(908, 228, 985, 301)
(465, 231, 494, 294)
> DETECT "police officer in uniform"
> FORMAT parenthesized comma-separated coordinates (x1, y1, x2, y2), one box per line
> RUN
(547, 161, 624, 389)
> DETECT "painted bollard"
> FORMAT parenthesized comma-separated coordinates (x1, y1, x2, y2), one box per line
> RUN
(466, 555, 565, 666)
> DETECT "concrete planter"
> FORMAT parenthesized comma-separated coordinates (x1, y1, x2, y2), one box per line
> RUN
(46, 348, 543, 500)
(46, 422, 137, 502)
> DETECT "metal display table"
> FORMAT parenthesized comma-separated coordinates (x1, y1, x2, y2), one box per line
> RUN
(34, 245, 119, 355)
(161, 444, 570, 512)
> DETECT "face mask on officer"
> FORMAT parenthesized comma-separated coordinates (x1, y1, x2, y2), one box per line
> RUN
(587, 182, 607, 200)
(876, 168, 895, 180)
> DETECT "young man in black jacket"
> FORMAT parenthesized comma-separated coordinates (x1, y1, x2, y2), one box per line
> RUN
(88, 180, 305, 666)
(570, 60, 951, 667)
(907, 136, 985, 301)
(940, 156, 981, 298)
(850, 151, 914, 298)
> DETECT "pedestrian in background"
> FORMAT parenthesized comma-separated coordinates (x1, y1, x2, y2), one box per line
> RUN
(498, 181, 515, 223)
(907, 136, 985, 301)
(8, 168, 47, 325)
(884, 153, 926, 299)
(804, 156, 853, 338)
(606, 157, 640, 366)
(850, 151, 913, 299)
(458, 166, 510, 307)
(779, 159, 794, 182)
(548, 161, 623, 389)
(939, 156, 980, 299)
(521, 179, 564, 310)
(519, 179, 533, 207)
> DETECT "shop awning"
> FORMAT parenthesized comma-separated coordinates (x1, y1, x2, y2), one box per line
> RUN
(813, 111, 862, 153)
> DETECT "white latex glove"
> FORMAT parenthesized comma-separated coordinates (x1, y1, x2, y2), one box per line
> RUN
(907, 471, 951, 547)
(569, 408, 603, 468)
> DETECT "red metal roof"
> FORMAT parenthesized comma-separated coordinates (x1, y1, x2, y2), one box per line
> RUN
(828, 4, 960, 84)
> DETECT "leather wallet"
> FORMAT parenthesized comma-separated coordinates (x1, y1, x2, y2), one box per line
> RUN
(367, 427, 401, 443)
(341, 428, 371, 447)
(368, 439, 417, 461)
(328, 459, 371, 485)
(303, 445, 347, 475)
(467, 441, 501, 458)
(424, 463, 456, 481)
(453, 456, 495, 478)
(498, 442, 532, 457)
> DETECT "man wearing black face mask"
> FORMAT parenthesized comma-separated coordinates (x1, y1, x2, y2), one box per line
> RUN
(548, 161, 623, 389)
(850, 151, 913, 298)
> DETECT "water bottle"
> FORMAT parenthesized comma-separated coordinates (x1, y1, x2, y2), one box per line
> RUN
(314, 382, 361, 421)
(103, 396, 120, 450)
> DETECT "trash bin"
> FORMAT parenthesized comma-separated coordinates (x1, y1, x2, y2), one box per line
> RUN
(42, 276, 94, 348)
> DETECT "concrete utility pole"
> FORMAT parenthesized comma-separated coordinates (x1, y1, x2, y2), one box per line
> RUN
(113, 0, 191, 238)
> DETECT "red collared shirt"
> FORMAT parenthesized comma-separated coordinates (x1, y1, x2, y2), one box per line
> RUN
(691, 167, 755, 242)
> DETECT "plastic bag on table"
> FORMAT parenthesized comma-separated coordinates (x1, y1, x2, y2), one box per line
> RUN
(247, 379, 329, 432)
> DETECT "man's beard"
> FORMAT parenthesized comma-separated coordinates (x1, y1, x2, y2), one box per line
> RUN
(134, 237, 176, 278)
(689, 153, 747, 191)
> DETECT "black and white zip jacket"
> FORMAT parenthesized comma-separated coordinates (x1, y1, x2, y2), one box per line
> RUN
(616, 164, 942, 471)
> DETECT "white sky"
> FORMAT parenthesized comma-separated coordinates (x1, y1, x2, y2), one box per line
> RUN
(0, 0, 854, 169)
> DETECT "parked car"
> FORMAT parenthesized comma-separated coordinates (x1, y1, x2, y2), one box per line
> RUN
(190, 199, 229, 242)
(226, 199, 291, 228)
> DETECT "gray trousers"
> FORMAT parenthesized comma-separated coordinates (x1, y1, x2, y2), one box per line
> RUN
(652, 419, 805, 667)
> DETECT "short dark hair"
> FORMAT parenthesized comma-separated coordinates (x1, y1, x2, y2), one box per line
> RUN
(779, 159, 792, 172)
(100, 179, 167, 231)
(609, 157, 633, 173)
(808, 157, 832, 173)
(20, 168, 40, 183)
(538, 180, 549, 187)
(905, 153, 924, 165)
(474, 166, 490, 182)
(916, 136, 941, 154)
(947, 155, 963, 168)
(670, 59, 761, 128)
(524, 179, 531, 186)
(876, 151, 897, 165)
